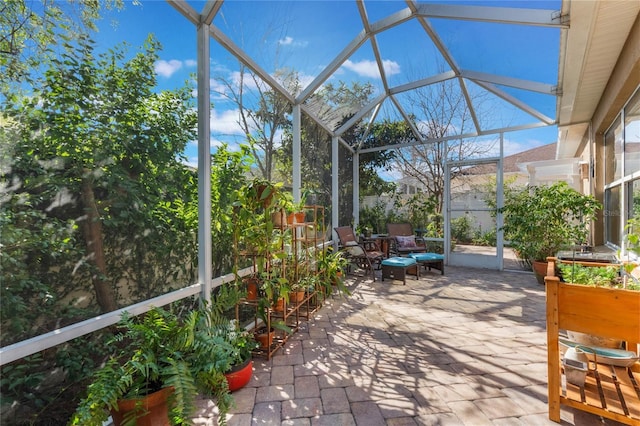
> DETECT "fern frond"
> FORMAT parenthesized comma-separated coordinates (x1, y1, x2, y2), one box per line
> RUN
(163, 360, 197, 425)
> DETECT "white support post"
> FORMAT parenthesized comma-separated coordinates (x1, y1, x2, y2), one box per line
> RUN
(292, 104, 301, 203)
(443, 141, 450, 257)
(353, 152, 360, 231)
(332, 136, 339, 247)
(197, 20, 212, 303)
(497, 132, 504, 271)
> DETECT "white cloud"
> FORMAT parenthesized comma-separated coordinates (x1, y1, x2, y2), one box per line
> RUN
(210, 108, 244, 135)
(155, 59, 183, 78)
(342, 59, 401, 79)
(382, 59, 401, 76)
(209, 79, 230, 100)
(182, 156, 198, 169)
(185, 59, 197, 67)
(380, 169, 403, 182)
(230, 71, 261, 91)
(296, 72, 316, 92)
(278, 36, 308, 48)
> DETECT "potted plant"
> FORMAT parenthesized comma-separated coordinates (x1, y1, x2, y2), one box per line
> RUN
(500, 181, 601, 283)
(317, 247, 350, 296)
(287, 189, 312, 225)
(253, 297, 292, 351)
(259, 266, 290, 311)
(69, 306, 234, 426)
(204, 285, 259, 392)
(287, 260, 308, 304)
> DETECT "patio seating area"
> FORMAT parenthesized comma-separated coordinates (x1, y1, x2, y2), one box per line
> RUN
(192, 266, 622, 426)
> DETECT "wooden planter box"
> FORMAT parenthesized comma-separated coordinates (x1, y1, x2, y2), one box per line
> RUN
(544, 257, 640, 425)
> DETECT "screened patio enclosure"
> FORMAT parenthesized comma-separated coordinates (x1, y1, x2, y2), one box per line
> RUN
(171, 0, 564, 286)
(1, 0, 576, 366)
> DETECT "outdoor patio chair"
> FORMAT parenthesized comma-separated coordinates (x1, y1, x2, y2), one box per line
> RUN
(386, 223, 427, 256)
(334, 226, 384, 281)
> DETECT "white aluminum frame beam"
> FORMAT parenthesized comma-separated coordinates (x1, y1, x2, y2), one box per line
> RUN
(389, 71, 457, 95)
(331, 136, 339, 245)
(460, 70, 557, 95)
(292, 104, 301, 203)
(297, 30, 368, 103)
(474, 79, 555, 124)
(197, 15, 213, 303)
(414, 3, 566, 28)
(359, 121, 552, 154)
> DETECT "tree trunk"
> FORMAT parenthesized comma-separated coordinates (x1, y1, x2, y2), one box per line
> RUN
(80, 175, 118, 312)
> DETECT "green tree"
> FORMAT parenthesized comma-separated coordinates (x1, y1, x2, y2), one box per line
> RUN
(0, 0, 123, 97)
(393, 78, 495, 214)
(1, 33, 198, 328)
(209, 144, 254, 277)
(213, 66, 298, 181)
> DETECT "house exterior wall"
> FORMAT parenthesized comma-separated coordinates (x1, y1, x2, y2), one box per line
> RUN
(589, 14, 640, 246)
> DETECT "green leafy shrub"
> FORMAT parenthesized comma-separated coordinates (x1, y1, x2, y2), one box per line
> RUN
(451, 215, 474, 243)
(500, 182, 601, 263)
(557, 263, 625, 288)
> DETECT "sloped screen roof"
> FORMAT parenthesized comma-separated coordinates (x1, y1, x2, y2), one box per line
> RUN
(172, 0, 564, 152)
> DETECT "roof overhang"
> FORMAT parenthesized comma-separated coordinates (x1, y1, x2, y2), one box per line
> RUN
(556, 0, 640, 159)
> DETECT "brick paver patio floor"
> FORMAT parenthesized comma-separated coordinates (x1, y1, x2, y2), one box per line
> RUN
(192, 266, 626, 426)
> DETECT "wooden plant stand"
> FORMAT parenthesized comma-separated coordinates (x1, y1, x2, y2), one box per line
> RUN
(545, 257, 640, 425)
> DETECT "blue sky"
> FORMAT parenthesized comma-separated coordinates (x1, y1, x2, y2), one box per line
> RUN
(94, 1, 562, 173)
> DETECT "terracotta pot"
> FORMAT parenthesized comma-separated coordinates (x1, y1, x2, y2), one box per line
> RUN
(111, 386, 173, 426)
(224, 358, 253, 392)
(273, 297, 286, 312)
(255, 328, 275, 349)
(332, 271, 343, 286)
(531, 260, 548, 285)
(290, 290, 306, 303)
(271, 210, 286, 227)
(245, 278, 259, 301)
(287, 212, 305, 224)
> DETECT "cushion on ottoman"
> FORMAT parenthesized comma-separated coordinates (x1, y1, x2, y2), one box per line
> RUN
(408, 253, 444, 261)
(408, 252, 444, 275)
(381, 257, 417, 267)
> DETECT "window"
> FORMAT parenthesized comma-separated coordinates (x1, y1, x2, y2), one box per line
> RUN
(603, 86, 640, 248)
(604, 116, 622, 184)
(630, 179, 640, 220)
(624, 90, 640, 175)
(605, 186, 621, 247)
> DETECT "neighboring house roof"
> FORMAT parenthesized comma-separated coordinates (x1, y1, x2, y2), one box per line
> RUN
(503, 143, 557, 173)
(463, 142, 557, 175)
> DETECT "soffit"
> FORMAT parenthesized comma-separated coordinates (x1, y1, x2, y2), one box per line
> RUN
(557, 0, 640, 159)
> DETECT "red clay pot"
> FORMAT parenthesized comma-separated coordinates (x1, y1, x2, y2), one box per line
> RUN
(273, 297, 286, 312)
(224, 358, 253, 392)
